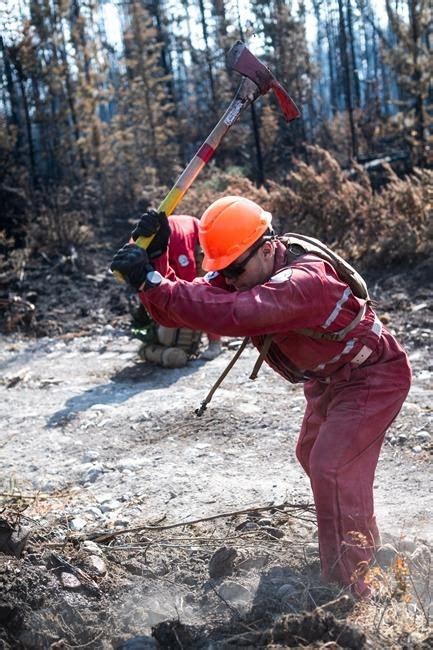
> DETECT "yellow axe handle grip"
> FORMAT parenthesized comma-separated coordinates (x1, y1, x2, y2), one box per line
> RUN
(135, 234, 155, 249)
(111, 269, 126, 283)
(132, 189, 182, 252)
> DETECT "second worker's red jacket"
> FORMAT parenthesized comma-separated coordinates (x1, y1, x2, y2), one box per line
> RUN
(167, 215, 200, 282)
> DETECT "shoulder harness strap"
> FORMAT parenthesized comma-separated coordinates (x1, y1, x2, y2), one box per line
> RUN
(281, 233, 370, 301)
(295, 301, 367, 341)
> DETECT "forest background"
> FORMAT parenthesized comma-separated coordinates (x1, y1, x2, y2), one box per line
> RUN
(0, 0, 432, 294)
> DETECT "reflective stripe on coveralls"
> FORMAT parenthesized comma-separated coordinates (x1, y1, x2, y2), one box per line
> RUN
(309, 314, 382, 375)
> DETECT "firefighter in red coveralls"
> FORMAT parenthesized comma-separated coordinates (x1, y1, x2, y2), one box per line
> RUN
(167, 215, 222, 360)
(133, 213, 222, 364)
(110, 196, 412, 598)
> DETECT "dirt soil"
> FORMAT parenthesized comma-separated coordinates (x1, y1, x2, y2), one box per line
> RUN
(0, 242, 432, 649)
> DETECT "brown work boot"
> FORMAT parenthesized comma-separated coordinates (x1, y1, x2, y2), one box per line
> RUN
(143, 344, 188, 368)
(161, 347, 188, 368)
(200, 339, 222, 360)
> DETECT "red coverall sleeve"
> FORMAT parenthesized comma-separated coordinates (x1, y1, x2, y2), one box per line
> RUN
(140, 262, 332, 337)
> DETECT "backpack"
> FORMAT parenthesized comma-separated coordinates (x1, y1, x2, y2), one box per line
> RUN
(280, 233, 370, 301)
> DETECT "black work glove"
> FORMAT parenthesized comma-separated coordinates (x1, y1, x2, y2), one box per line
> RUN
(131, 209, 171, 259)
(110, 244, 161, 290)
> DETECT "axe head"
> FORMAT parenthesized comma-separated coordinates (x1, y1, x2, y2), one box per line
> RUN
(227, 41, 301, 123)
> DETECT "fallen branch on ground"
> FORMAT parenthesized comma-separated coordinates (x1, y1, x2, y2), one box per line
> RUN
(49, 552, 101, 596)
(81, 501, 315, 544)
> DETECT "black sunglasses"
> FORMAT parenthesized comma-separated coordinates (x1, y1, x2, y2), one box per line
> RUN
(220, 239, 265, 279)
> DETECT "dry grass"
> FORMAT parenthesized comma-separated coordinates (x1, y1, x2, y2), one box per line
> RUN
(349, 543, 432, 647)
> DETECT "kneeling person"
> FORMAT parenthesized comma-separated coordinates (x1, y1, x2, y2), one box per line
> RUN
(131, 212, 222, 367)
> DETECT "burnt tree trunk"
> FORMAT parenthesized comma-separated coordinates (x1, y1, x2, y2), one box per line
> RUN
(338, 0, 358, 159)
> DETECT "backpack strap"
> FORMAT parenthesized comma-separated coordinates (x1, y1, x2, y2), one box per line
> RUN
(195, 336, 250, 416)
(249, 334, 274, 380)
(280, 233, 371, 301)
(278, 233, 371, 342)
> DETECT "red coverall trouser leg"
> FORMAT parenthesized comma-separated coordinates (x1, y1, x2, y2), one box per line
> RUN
(295, 331, 411, 597)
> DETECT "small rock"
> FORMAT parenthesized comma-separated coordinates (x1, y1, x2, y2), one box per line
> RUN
(277, 581, 302, 600)
(402, 401, 421, 412)
(0, 520, 31, 558)
(122, 560, 154, 577)
(81, 555, 107, 576)
(415, 431, 430, 441)
(235, 520, 259, 532)
(82, 540, 103, 556)
(208, 546, 238, 578)
(84, 506, 104, 519)
(114, 518, 130, 527)
(262, 526, 284, 539)
(83, 464, 105, 483)
(100, 499, 122, 513)
(267, 566, 291, 585)
(89, 403, 115, 413)
(218, 580, 251, 603)
(117, 458, 145, 470)
(390, 292, 410, 309)
(412, 445, 422, 453)
(37, 480, 58, 492)
(304, 542, 319, 558)
(60, 572, 81, 589)
(82, 450, 100, 463)
(95, 492, 114, 504)
(257, 518, 273, 527)
(237, 556, 269, 571)
(411, 303, 427, 312)
(375, 543, 398, 568)
(69, 517, 87, 532)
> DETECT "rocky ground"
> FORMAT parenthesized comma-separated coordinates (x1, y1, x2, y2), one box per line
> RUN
(0, 244, 432, 649)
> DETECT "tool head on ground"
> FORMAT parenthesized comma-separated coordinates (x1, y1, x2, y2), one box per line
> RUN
(226, 41, 301, 122)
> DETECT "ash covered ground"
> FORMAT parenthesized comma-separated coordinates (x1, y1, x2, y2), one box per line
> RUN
(0, 247, 432, 649)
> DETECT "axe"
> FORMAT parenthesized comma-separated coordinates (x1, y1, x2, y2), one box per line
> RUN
(123, 41, 300, 258)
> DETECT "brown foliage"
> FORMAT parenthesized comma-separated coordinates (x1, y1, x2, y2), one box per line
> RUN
(3, 146, 430, 283)
(178, 147, 431, 267)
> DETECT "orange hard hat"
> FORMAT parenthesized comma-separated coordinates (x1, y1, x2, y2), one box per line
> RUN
(199, 196, 272, 271)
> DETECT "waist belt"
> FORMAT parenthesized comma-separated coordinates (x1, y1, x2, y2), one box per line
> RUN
(319, 344, 374, 383)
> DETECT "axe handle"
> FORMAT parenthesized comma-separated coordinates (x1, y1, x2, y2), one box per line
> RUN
(133, 78, 261, 252)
